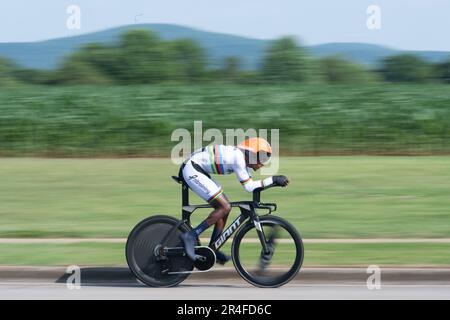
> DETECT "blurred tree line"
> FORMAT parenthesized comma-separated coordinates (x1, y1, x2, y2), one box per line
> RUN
(1, 29, 450, 86)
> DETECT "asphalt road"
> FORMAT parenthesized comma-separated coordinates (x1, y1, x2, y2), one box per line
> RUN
(1, 267, 449, 300)
(1, 279, 449, 300)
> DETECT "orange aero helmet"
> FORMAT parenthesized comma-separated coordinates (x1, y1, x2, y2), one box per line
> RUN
(237, 137, 272, 155)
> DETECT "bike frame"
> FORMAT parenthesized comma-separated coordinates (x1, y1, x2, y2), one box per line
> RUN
(171, 177, 277, 254)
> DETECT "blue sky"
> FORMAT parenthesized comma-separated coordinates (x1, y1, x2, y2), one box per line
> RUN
(0, 0, 448, 50)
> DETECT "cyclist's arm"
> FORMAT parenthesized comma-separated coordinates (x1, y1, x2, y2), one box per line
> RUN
(234, 156, 273, 192)
(239, 175, 273, 192)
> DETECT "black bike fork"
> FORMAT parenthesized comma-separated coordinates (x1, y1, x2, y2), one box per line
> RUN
(250, 212, 270, 254)
(255, 218, 270, 254)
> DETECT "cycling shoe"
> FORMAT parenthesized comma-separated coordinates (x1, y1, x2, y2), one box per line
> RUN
(180, 232, 199, 261)
(215, 250, 231, 265)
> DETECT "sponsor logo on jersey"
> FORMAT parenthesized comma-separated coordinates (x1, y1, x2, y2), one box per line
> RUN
(191, 178, 209, 193)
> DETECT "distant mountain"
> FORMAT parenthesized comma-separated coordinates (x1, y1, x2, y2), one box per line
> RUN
(0, 24, 448, 70)
(308, 42, 450, 67)
(0, 24, 270, 70)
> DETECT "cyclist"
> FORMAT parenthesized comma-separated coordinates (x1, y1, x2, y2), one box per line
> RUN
(179, 137, 289, 264)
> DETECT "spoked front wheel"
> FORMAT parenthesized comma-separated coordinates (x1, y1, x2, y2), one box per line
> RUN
(231, 216, 304, 288)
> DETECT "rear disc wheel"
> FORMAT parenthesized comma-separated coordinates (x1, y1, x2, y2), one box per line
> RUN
(126, 215, 194, 287)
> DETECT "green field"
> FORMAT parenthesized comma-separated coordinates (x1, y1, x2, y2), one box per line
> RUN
(1, 157, 449, 239)
(1, 242, 449, 266)
(2, 83, 449, 266)
(1, 84, 450, 156)
(1, 156, 449, 266)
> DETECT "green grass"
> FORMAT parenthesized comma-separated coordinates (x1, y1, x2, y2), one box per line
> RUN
(0, 157, 449, 239)
(0, 243, 123, 266)
(1, 84, 450, 156)
(1, 242, 449, 266)
(303, 243, 450, 266)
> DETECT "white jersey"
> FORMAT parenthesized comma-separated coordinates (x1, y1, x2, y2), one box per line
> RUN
(188, 144, 272, 193)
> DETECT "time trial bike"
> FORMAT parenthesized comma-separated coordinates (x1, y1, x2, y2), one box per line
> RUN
(126, 174, 304, 288)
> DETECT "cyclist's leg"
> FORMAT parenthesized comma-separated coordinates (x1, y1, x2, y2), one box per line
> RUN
(181, 162, 231, 260)
(206, 192, 231, 235)
(207, 193, 232, 264)
(182, 161, 230, 230)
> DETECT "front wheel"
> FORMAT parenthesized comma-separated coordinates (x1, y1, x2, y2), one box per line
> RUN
(231, 216, 304, 288)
